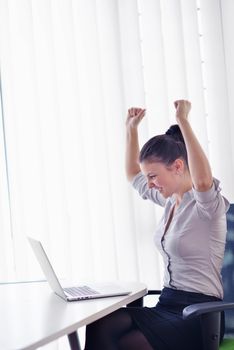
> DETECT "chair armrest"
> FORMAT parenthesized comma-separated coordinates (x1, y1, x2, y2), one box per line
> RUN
(183, 301, 234, 320)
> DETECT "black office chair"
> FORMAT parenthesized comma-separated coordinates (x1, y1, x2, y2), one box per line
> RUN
(128, 204, 234, 350)
(183, 203, 234, 350)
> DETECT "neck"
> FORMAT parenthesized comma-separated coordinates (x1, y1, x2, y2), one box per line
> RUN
(174, 174, 193, 205)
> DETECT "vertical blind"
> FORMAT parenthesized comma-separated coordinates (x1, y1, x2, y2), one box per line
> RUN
(0, 0, 234, 348)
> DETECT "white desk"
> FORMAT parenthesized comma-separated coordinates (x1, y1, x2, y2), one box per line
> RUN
(0, 281, 147, 350)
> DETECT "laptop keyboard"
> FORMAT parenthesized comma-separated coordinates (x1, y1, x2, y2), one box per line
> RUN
(64, 285, 100, 297)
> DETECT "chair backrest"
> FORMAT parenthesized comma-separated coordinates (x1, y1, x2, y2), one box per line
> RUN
(222, 203, 234, 335)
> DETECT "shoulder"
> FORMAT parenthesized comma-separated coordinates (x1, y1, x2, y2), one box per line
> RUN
(192, 177, 230, 219)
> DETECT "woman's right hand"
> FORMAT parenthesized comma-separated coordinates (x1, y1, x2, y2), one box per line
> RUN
(126, 107, 146, 129)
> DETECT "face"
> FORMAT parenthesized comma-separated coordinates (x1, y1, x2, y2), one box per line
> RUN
(140, 160, 183, 198)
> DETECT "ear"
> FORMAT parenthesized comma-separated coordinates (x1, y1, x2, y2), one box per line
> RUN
(173, 158, 184, 174)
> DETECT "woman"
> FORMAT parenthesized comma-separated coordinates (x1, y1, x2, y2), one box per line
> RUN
(84, 100, 229, 350)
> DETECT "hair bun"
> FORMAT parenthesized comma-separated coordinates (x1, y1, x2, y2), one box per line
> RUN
(165, 124, 185, 144)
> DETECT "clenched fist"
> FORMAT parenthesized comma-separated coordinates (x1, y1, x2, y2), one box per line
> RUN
(174, 100, 191, 122)
(126, 107, 146, 129)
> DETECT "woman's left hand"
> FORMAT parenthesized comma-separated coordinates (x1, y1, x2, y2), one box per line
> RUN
(174, 100, 191, 122)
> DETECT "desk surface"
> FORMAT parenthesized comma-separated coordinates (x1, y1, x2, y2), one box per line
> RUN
(0, 281, 147, 350)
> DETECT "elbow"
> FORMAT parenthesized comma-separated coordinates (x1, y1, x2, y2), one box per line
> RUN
(126, 174, 134, 182)
(126, 172, 139, 183)
(194, 179, 213, 192)
(125, 165, 141, 182)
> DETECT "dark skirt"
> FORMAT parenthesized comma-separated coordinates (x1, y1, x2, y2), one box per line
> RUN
(126, 287, 224, 350)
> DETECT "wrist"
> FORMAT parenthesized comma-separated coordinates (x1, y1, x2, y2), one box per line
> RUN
(176, 116, 190, 126)
(126, 124, 139, 133)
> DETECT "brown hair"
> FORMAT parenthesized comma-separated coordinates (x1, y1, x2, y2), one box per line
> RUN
(139, 125, 188, 166)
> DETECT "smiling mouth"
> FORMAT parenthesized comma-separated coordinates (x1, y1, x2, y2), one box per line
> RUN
(153, 184, 163, 192)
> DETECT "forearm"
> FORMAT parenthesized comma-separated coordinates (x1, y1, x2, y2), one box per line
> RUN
(177, 119, 213, 191)
(125, 126, 141, 182)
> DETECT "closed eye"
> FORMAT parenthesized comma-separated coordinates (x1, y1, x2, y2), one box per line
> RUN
(148, 175, 157, 180)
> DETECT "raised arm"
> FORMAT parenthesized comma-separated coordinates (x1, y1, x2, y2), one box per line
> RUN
(125, 107, 146, 182)
(174, 100, 213, 191)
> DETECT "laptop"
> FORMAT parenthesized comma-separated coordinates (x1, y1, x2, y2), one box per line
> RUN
(28, 237, 131, 301)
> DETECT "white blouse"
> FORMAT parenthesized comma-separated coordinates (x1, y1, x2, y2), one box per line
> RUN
(132, 172, 230, 299)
